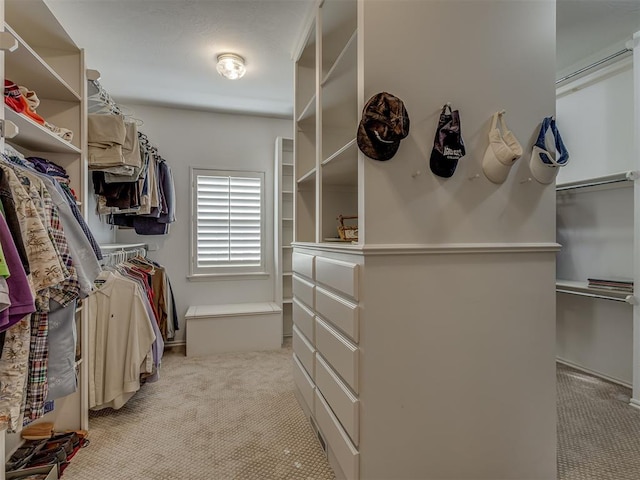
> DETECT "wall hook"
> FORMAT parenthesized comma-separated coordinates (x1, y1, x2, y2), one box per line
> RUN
(411, 170, 422, 178)
(520, 177, 532, 184)
(468, 173, 480, 181)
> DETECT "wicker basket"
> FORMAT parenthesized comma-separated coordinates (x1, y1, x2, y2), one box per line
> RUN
(337, 215, 358, 241)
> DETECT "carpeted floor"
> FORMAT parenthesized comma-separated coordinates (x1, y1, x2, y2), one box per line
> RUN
(557, 363, 640, 480)
(61, 342, 335, 480)
(61, 345, 640, 479)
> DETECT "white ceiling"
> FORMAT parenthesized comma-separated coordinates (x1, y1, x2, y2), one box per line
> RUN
(43, 1, 640, 117)
(45, 0, 314, 118)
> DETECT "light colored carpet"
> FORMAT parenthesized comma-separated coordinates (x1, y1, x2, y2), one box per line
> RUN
(62, 343, 335, 480)
(61, 347, 640, 479)
(557, 364, 640, 479)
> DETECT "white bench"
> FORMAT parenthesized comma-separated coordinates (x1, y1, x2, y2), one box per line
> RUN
(185, 302, 282, 356)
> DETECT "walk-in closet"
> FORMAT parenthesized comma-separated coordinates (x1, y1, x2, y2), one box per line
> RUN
(0, 0, 639, 479)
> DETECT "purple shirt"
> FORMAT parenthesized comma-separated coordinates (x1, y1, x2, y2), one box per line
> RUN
(0, 213, 35, 330)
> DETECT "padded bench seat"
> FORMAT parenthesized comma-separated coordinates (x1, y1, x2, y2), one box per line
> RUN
(185, 302, 282, 356)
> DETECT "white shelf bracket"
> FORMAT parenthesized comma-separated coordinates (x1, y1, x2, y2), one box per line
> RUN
(626, 170, 639, 181)
(0, 120, 19, 139)
(626, 295, 637, 305)
(86, 68, 101, 81)
(0, 32, 18, 52)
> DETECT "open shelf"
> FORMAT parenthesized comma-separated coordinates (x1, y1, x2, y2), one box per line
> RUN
(5, 24, 81, 101)
(297, 93, 317, 123)
(321, 30, 357, 86)
(5, 107, 81, 154)
(297, 167, 317, 185)
(556, 279, 635, 304)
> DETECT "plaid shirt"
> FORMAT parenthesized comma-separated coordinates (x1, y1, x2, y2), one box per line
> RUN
(16, 171, 80, 421)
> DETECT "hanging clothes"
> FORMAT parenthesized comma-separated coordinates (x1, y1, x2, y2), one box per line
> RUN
(0, 149, 103, 430)
(87, 269, 158, 410)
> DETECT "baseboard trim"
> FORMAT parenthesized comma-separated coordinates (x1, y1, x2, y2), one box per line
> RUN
(629, 398, 640, 410)
(556, 357, 632, 388)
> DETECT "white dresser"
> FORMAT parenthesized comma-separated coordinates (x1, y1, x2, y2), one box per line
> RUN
(291, 249, 361, 480)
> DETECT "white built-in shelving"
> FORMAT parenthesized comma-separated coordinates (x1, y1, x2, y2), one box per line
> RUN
(275, 138, 294, 338)
(1, 0, 89, 475)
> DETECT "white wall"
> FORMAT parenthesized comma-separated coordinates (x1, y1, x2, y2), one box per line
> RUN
(112, 104, 292, 343)
(360, 0, 557, 246)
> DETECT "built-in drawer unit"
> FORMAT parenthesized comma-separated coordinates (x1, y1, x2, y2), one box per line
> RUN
(292, 297, 315, 342)
(315, 353, 359, 446)
(315, 389, 359, 480)
(315, 317, 359, 393)
(292, 252, 315, 280)
(293, 274, 315, 309)
(315, 257, 359, 300)
(315, 286, 359, 343)
(292, 325, 315, 378)
(293, 353, 315, 414)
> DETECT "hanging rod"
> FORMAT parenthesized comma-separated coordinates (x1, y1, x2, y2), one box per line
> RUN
(556, 171, 638, 192)
(556, 288, 635, 305)
(556, 48, 632, 85)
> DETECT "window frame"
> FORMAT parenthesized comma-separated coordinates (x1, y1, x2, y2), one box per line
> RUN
(189, 167, 267, 280)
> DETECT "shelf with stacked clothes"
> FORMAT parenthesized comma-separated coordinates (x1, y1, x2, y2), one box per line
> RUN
(87, 77, 176, 236)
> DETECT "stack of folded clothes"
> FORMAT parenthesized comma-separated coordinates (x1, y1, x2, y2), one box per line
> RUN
(6, 430, 89, 475)
(4, 79, 74, 142)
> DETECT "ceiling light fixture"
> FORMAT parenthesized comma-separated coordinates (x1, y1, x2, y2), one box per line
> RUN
(216, 53, 246, 80)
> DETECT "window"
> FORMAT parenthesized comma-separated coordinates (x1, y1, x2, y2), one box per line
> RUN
(190, 168, 266, 277)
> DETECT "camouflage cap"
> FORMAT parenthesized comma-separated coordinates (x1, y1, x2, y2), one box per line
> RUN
(357, 92, 410, 161)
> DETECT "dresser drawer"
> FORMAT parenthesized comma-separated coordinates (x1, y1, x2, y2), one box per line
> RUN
(315, 257, 359, 300)
(292, 325, 315, 379)
(315, 354, 359, 446)
(315, 389, 359, 480)
(293, 353, 315, 415)
(315, 317, 359, 393)
(315, 287, 358, 343)
(292, 252, 315, 280)
(293, 274, 315, 309)
(293, 298, 315, 343)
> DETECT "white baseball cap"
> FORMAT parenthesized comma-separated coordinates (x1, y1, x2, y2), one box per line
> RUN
(482, 111, 523, 184)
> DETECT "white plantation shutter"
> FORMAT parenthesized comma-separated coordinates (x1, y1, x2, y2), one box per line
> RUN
(192, 169, 264, 273)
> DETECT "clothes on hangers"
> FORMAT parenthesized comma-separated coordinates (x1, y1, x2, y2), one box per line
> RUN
(87, 269, 158, 410)
(0, 148, 104, 430)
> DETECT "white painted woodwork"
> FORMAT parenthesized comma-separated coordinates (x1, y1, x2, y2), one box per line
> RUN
(275, 137, 294, 338)
(315, 256, 359, 300)
(293, 298, 315, 343)
(315, 353, 359, 446)
(293, 353, 315, 415)
(292, 274, 315, 309)
(292, 324, 315, 379)
(315, 316, 358, 394)
(185, 303, 282, 356)
(292, 251, 315, 280)
(1, 1, 90, 465)
(293, 0, 556, 477)
(315, 286, 359, 342)
(314, 390, 359, 480)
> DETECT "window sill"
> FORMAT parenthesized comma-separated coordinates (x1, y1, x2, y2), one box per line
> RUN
(187, 272, 270, 282)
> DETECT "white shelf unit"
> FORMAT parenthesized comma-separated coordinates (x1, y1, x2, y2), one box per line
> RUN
(1, 0, 88, 473)
(555, 43, 640, 397)
(291, 1, 557, 479)
(275, 137, 294, 338)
